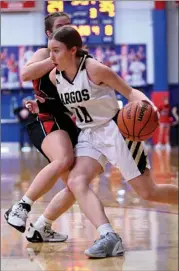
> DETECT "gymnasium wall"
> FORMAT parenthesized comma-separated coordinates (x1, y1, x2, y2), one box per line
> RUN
(1, 12, 45, 46)
(166, 1, 179, 84)
(2, 1, 178, 83)
(1, 1, 179, 143)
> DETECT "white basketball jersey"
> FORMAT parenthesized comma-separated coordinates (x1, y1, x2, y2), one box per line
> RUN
(56, 55, 119, 129)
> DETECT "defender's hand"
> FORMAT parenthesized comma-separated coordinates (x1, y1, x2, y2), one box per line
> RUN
(25, 100, 39, 114)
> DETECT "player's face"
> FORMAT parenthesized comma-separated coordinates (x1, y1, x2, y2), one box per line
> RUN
(52, 16, 71, 32)
(48, 39, 75, 71)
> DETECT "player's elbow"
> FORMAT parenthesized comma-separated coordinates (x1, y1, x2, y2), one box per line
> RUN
(21, 68, 31, 81)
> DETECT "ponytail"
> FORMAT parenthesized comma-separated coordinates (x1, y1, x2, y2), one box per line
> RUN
(76, 48, 88, 57)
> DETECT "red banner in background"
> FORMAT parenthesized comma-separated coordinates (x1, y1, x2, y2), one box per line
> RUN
(151, 91, 170, 145)
(154, 1, 166, 10)
(1, 1, 36, 11)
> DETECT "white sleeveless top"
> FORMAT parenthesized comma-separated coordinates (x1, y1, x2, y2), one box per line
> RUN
(56, 55, 119, 129)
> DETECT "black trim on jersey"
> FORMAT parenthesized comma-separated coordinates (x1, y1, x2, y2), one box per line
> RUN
(112, 109, 147, 175)
(127, 140, 133, 150)
(126, 140, 147, 174)
(61, 71, 74, 85)
(61, 55, 87, 85)
(132, 142, 141, 160)
(137, 151, 147, 174)
(112, 110, 119, 124)
(81, 54, 93, 70)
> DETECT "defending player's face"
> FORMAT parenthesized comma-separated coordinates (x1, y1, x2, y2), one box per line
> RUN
(48, 39, 75, 71)
(52, 16, 71, 32)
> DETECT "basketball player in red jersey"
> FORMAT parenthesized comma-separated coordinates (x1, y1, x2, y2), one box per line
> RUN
(4, 12, 82, 242)
(155, 96, 173, 151)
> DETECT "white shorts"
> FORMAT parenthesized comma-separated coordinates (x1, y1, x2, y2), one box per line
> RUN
(75, 120, 150, 181)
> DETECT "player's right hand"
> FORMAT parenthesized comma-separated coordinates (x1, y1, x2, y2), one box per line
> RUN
(25, 100, 39, 114)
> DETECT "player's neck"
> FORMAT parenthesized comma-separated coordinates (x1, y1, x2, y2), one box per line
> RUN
(63, 57, 81, 81)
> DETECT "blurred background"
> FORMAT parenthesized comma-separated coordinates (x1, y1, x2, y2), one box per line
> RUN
(1, 0, 179, 152)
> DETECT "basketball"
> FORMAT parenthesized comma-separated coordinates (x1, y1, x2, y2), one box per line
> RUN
(117, 100, 159, 141)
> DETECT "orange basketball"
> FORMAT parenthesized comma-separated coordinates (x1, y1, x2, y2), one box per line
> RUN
(117, 100, 159, 141)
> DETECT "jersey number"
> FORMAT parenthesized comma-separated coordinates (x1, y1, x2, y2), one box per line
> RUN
(71, 106, 93, 123)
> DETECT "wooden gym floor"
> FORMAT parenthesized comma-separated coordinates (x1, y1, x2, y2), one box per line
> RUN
(1, 144, 178, 271)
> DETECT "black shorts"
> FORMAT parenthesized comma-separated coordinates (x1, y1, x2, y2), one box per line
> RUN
(27, 113, 80, 161)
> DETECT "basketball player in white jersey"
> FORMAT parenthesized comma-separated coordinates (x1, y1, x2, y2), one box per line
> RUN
(47, 26, 178, 258)
(5, 13, 120, 250)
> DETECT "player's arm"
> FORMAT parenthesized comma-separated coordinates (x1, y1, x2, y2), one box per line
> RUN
(21, 48, 55, 81)
(34, 67, 57, 113)
(86, 58, 152, 104)
(29, 67, 57, 114)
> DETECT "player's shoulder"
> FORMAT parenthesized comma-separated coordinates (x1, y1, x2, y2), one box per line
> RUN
(26, 47, 50, 65)
(86, 57, 107, 73)
(35, 48, 50, 58)
(85, 56, 110, 82)
(36, 47, 48, 53)
(37, 47, 50, 56)
(86, 56, 100, 65)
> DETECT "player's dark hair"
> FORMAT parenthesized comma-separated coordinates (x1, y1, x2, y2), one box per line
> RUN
(51, 26, 88, 57)
(45, 12, 70, 33)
